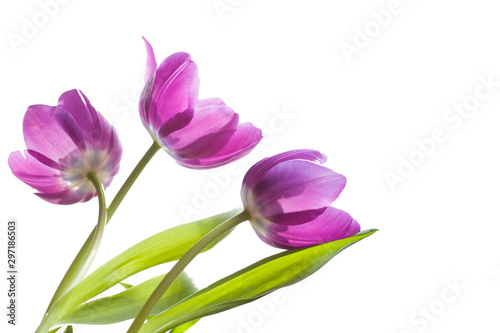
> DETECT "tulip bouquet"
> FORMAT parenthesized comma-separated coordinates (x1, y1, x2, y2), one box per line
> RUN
(9, 38, 377, 333)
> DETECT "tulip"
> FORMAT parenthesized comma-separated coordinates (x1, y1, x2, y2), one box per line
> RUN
(128, 149, 361, 331)
(8, 89, 122, 204)
(139, 37, 262, 169)
(13, 90, 122, 332)
(241, 149, 360, 249)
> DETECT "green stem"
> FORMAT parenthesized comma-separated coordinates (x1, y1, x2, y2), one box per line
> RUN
(127, 210, 250, 333)
(40, 141, 161, 332)
(36, 173, 106, 333)
(68, 172, 107, 291)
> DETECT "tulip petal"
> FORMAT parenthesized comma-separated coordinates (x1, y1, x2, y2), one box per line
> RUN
(197, 98, 225, 108)
(252, 207, 360, 249)
(265, 207, 328, 226)
(149, 53, 200, 133)
(247, 159, 346, 218)
(142, 37, 157, 83)
(172, 126, 238, 160)
(9, 150, 99, 205)
(59, 90, 116, 152)
(242, 149, 327, 195)
(174, 122, 262, 169)
(139, 72, 156, 131)
(8, 150, 65, 193)
(154, 52, 192, 94)
(11, 90, 122, 205)
(160, 104, 239, 158)
(157, 108, 195, 139)
(23, 105, 81, 163)
(36, 187, 95, 205)
(101, 129, 123, 184)
(137, 41, 262, 169)
(139, 38, 158, 129)
(58, 90, 98, 134)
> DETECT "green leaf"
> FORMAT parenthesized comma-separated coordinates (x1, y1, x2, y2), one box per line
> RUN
(48, 325, 73, 333)
(55, 209, 240, 312)
(120, 282, 134, 290)
(140, 229, 378, 333)
(169, 319, 200, 333)
(58, 272, 197, 325)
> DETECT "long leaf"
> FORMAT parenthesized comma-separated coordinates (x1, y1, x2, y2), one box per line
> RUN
(58, 272, 202, 330)
(58, 272, 197, 325)
(48, 326, 72, 333)
(52, 209, 240, 318)
(169, 319, 200, 333)
(141, 229, 377, 333)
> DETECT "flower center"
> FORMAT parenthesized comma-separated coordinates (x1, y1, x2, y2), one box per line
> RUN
(61, 149, 114, 193)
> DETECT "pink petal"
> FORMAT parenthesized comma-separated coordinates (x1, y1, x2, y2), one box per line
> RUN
(58, 90, 115, 152)
(148, 52, 200, 133)
(9, 150, 64, 193)
(58, 90, 123, 173)
(197, 98, 225, 108)
(242, 149, 327, 195)
(139, 72, 156, 131)
(11, 90, 122, 205)
(173, 122, 262, 169)
(36, 187, 95, 205)
(102, 128, 123, 184)
(58, 90, 98, 138)
(23, 105, 81, 163)
(139, 38, 158, 128)
(244, 159, 346, 218)
(9, 150, 99, 205)
(159, 104, 239, 157)
(251, 207, 360, 249)
(142, 37, 157, 83)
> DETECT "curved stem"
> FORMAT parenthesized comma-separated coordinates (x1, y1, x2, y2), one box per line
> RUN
(38, 142, 160, 332)
(127, 210, 250, 333)
(36, 173, 107, 333)
(69, 172, 107, 289)
(45, 142, 161, 314)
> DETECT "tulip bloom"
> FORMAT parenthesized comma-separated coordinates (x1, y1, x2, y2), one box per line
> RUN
(9, 90, 122, 204)
(139, 38, 262, 169)
(241, 150, 360, 249)
(129, 149, 364, 330)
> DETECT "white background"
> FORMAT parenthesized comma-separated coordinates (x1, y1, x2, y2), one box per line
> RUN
(1, 0, 499, 332)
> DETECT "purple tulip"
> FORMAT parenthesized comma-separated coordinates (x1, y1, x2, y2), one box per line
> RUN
(241, 150, 360, 249)
(8, 90, 122, 205)
(139, 38, 262, 169)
